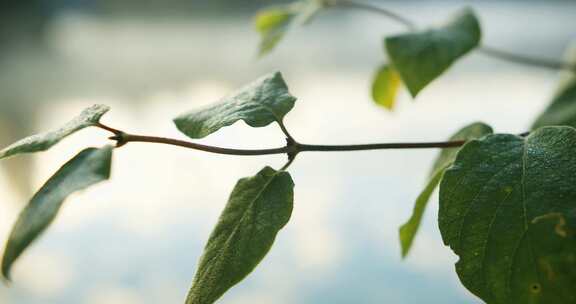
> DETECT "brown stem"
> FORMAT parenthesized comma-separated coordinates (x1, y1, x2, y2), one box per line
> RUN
(108, 132, 468, 156)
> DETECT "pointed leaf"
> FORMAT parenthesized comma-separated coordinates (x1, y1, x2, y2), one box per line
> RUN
(385, 8, 481, 97)
(255, 0, 323, 56)
(174, 72, 296, 139)
(186, 166, 294, 304)
(2, 146, 113, 280)
(0, 104, 110, 160)
(371, 64, 401, 110)
(439, 127, 576, 304)
(399, 122, 492, 257)
(532, 46, 576, 129)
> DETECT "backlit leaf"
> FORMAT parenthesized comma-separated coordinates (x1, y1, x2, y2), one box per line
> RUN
(255, 0, 323, 56)
(371, 64, 401, 110)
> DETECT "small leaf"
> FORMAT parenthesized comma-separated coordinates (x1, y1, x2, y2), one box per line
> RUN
(0, 104, 110, 160)
(439, 127, 576, 304)
(371, 64, 401, 110)
(174, 72, 296, 139)
(186, 166, 294, 304)
(385, 8, 481, 97)
(399, 122, 492, 257)
(2, 146, 113, 280)
(255, 0, 323, 57)
(255, 7, 295, 56)
(532, 46, 576, 129)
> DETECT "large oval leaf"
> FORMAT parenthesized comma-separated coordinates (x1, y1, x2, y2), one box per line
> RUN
(174, 72, 296, 139)
(0, 104, 109, 160)
(399, 122, 492, 257)
(2, 146, 113, 280)
(385, 8, 481, 97)
(186, 166, 294, 304)
(439, 127, 576, 304)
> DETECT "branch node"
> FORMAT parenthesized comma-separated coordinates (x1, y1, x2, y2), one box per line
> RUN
(109, 133, 128, 148)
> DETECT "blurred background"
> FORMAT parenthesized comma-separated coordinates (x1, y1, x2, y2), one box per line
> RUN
(0, 0, 574, 303)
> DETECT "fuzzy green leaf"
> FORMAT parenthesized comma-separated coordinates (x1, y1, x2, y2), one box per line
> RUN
(255, 0, 323, 56)
(385, 8, 481, 97)
(439, 127, 576, 304)
(371, 64, 402, 110)
(186, 166, 294, 304)
(399, 122, 492, 257)
(0, 104, 110, 160)
(174, 72, 296, 139)
(2, 146, 113, 280)
(532, 46, 576, 129)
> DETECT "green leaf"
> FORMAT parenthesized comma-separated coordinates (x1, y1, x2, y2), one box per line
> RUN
(2, 146, 113, 280)
(255, 6, 295, 56)
(532, 46, 576, 129)
(0, 104, 110, 160)
(255, 0, 323, 57)
(371, 64, 401, 110)
(439, 127, 576, 304)
(186, 166, 294, 304)
(385, 8, 481, 97)
(399, 122, 492, 257)
(174, 72, 296, 139)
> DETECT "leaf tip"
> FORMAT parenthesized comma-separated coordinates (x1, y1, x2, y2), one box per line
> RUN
(398, 226, 412, 259)
(1, 255, 13, 283)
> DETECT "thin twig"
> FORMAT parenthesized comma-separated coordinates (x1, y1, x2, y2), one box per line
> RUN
(95, 123, 123, 135)
(477, 46, 575, 71)
(119, 134, 291, 156)
(325, 0, 416, 30)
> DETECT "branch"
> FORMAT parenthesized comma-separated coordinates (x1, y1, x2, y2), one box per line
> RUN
(324, 0, 576, 72)
(97, 123, 468, 157)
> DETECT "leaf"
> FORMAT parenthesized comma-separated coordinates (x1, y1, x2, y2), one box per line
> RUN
(371, 64, 402, 110)
(0, 104, 110, 160)
(255, 6, 295, 56)
(174, 72, 296, 139)
(186, 167, 294, 304)
(399, 122, 492, 257)
(255, 0, 323, 57)
(439, 127, 576, 304)
(532, 46, 576, 129)
(385, 8, 481, 97)
(2, 146, 113, 280)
